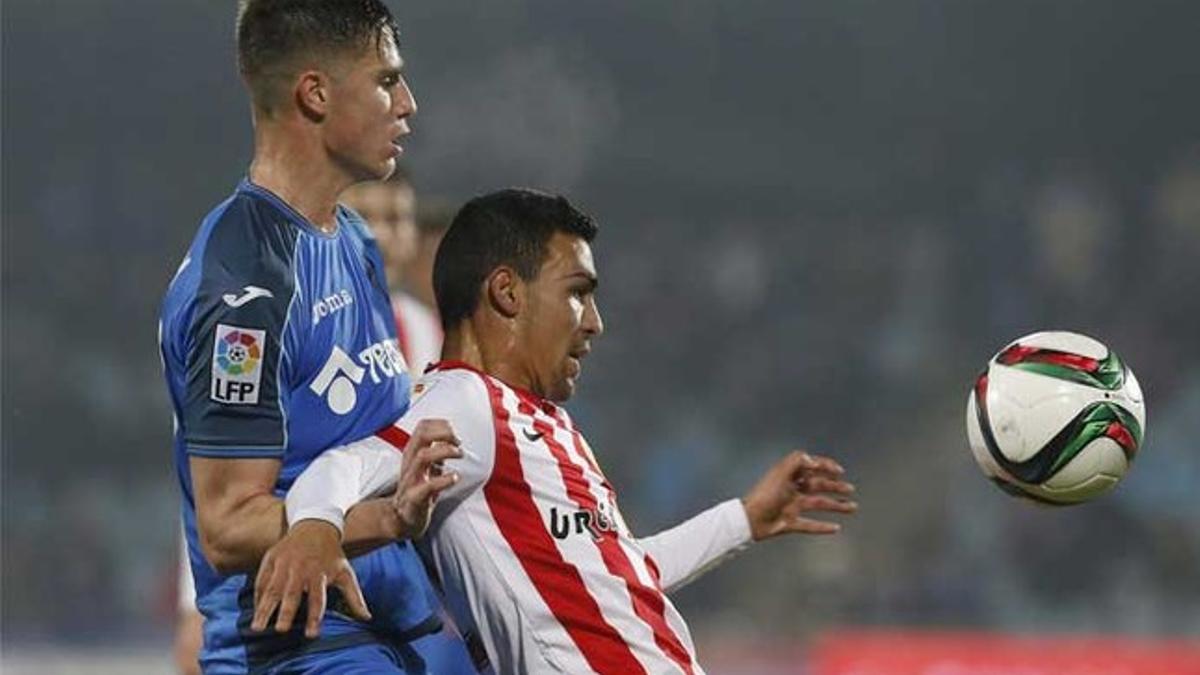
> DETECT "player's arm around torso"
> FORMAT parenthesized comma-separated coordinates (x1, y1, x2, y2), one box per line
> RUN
(288, 363, 711, 673)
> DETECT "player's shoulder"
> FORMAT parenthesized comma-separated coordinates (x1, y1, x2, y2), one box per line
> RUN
(162, 186, 305, 336)
(410, 366, 495, 420)
(198, 188, 302, 267)
(336, 204, 374, 244)
(400, 366, 500, 463)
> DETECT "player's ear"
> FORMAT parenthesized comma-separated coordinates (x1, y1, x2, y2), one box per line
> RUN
(486, 267, 521, 319)
(295, 70, 329, 122)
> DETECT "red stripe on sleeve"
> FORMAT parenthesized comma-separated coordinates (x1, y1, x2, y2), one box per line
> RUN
(481, 379, 647, 675)
(375, 425, 411, 452)
(532, 417, 696, 674)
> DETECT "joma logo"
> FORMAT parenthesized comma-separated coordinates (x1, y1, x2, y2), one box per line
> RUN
(312, 289, 354, 325)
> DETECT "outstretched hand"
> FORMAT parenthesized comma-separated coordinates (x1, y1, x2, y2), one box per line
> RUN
(742, 450, 857, 541)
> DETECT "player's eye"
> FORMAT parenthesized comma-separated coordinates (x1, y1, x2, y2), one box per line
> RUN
(380, 74, 399, 87)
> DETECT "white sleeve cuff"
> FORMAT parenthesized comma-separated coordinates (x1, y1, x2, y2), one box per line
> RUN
(287, 505, 347, 533)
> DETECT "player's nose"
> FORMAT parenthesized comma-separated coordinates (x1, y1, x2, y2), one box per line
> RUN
(395, 76, 417, 119)
(582, 298, 604, 337)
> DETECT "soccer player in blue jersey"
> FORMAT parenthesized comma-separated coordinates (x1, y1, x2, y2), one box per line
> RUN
(159, 1, 466, 672)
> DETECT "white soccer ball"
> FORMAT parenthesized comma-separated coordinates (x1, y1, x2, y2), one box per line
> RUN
(965, 331, 1146, 505)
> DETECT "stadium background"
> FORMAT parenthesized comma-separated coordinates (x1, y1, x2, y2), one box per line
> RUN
(3, 0, 1199, 672)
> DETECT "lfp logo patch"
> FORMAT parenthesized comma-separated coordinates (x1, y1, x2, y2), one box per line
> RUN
(211, 324, 265, 404)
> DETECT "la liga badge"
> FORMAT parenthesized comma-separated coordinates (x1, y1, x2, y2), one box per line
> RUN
(211, 324, 266, 405)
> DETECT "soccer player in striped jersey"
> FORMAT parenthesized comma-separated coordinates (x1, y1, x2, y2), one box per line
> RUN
(255, 189, 858, 674)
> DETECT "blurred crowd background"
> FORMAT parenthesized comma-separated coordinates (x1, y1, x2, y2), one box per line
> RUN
(3, 0, 1199, 669)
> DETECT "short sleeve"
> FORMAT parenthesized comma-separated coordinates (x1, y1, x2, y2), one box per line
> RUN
(183, 203, 299, 458)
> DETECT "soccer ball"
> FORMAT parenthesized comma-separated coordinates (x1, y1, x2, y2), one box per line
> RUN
(965, 331, 1146, 505)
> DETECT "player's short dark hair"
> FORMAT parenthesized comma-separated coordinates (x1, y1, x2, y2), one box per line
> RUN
(236, 0, 400, 114)
(434, 189, 598, 330)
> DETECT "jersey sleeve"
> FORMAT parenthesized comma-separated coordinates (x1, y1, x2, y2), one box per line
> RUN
(285, 435, 404, 531)
(394, 372, 496, 508)
(286, 370, 496, 532)
(182, 202, 299, 458)
(636, 499, 753, 593)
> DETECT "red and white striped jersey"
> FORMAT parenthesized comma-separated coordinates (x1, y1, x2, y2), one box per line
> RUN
(288, 362, 753, 674)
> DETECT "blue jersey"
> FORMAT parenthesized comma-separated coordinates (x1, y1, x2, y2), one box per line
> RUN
(160, 180, 438, 674)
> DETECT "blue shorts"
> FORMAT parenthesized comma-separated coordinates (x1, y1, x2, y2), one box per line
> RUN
(262, 631, 475, 675)
(411, 629, 477, 674)
(263, 640, 423, 674)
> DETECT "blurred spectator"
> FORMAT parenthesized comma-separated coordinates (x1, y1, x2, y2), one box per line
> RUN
(339, 173, 452, 374)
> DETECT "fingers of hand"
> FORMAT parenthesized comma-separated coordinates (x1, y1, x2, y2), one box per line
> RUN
(795, 475, 856, 496)
(252, 555, 274, 623)
(797, 494, 858, 514)
(409, 419, 460, 450)
(782, 450, 845, 479)
(411, 471, 460, 505)
(401, 438, 463, 486)
(792, 450, 844, 474)
(781, 450, 817, 475)
(273, 571, 307, 633)
(790, 517, 842, 535)
(810, 454, 845, 475)
(303, 573, 329, 639)
(335, 564, 372, 623)
(251, 575, 281, 632)
(418, 441, 464, 474)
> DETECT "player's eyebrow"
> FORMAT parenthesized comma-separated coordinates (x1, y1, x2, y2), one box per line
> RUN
(378, 64, 404, 79)
(565, 271, 599, 291)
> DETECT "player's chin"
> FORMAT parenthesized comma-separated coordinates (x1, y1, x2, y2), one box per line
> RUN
(349, 159, 395, 184)
(376, 156, 398, 179)
(367, 147, 400, 177)
(547, 375, 577, 403)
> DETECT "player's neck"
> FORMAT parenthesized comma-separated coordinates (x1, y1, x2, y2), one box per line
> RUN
(443, 324, 541, 399)
(440, 330, 485, 375)
(249, 126, 349, 233)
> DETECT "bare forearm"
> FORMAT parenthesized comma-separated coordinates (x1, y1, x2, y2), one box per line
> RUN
(341, 498, 405, 558)
(199, 493, 287, 574)
(203, 495, 404, 572)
